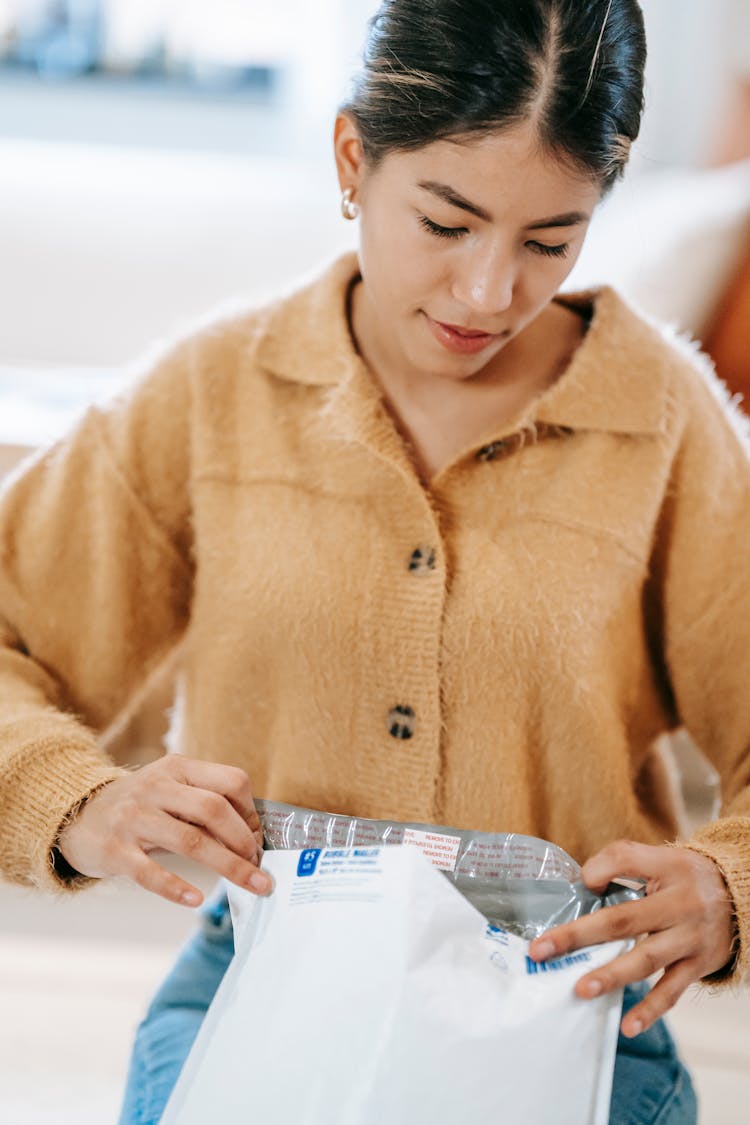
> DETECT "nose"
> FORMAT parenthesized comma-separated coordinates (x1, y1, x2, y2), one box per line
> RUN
(451, 242, 516, 317)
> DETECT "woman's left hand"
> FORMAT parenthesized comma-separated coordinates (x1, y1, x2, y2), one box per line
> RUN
(527, 840, 737, 1038)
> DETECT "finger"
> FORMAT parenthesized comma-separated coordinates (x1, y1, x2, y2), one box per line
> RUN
(573, 932, 691, 1000)
(620, 959, 699, 1038)
(529, 893, 674, 961)
(167, 757, 263, 843)
(144, 810, 271, 894)
(122, 848, 206, 907)
(160, 784, 261, 864)
(581, 839, 672, 893)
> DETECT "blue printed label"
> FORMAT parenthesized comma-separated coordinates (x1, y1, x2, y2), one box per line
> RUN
(525, 951, 592, 975)
(297, 849, 322, 877)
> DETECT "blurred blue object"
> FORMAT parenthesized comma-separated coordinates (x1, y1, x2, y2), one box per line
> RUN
(14, 0, 102, 79)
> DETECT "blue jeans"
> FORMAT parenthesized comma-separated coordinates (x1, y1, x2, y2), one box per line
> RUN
(118, 881, 698, 1125)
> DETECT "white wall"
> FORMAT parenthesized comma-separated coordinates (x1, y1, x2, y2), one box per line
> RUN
(635, 0, 738, 170)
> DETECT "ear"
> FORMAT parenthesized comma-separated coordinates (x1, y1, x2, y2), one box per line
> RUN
(333, 112, 367, 195)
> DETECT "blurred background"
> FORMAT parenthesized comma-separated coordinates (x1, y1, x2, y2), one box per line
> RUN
(0, 1, 749, 1122)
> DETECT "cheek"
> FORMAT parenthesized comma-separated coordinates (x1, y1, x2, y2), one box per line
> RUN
(554, 238, 587, 286)
(521, 256, 576, 307)
(364, 236, 445, 313)
(360, 208, 412, 279)
(520, 257, 581, 316)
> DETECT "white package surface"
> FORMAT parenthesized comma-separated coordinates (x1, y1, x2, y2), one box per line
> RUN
(163, 846, 627, 1125)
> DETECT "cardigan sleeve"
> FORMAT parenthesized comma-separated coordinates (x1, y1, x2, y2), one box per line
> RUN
(0, 337, 196, 895)
(654, 352, 750, 984)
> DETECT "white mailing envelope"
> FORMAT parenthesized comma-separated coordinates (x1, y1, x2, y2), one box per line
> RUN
(163, 845, 627, 1125)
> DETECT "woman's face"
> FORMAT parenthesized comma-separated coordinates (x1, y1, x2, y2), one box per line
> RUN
(335, 117, 603, 383)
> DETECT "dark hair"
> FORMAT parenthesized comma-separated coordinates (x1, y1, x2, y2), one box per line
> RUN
(343, 0, 647, 191)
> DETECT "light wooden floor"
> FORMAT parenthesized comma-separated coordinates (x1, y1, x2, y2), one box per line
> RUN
(1, 852, 748, 1124)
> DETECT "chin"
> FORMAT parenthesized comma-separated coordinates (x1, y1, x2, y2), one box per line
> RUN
(427, 356, 497, 383)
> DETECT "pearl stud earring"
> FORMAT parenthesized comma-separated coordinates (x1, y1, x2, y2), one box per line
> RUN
(341, 187, 360, 220)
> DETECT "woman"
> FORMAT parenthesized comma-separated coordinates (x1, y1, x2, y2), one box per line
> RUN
(0, 1, 746, 1122)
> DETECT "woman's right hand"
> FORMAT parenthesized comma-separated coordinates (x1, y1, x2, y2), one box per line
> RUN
(54, 756, 271, 906)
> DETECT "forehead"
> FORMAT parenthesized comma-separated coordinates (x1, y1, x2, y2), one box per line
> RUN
(377, 124, 602, 218)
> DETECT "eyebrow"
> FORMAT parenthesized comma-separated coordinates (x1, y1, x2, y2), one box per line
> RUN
(416, 180, 590, 230)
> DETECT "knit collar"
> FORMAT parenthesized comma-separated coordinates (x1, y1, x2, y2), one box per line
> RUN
(256, 253, 362, 389)
(256, 251, 668, 437)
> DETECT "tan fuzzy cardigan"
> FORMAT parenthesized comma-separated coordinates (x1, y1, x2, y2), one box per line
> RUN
(1, 253, 749, 983)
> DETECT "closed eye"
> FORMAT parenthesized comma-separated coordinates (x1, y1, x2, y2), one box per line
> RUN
(527, 240, 570, 259)
(418, 214, 467, 240)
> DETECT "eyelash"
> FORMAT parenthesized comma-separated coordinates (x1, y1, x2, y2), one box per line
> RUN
(417, 214, 570, 259)
(530, 241, 570, 259)
(418, 215, 466, 240)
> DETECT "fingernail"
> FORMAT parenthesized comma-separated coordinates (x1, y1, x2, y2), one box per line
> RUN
(585, 979, 603, 997)
(532, 940, 555, 960)
(248, 871, 270, 893)
(626, 1018, 643, 1037)
(182, 890, 202, 906)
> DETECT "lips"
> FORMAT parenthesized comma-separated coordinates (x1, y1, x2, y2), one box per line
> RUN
(437, 321, 494, 338)
(424, 313, 504, 355)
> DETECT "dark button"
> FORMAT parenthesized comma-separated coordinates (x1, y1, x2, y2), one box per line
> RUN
(408, 545, 437, 575)
(388, 705, 415, 740)
(476, 440, 506, 462)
